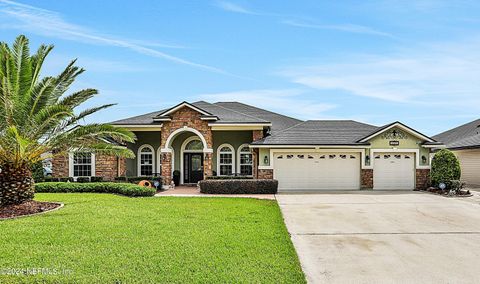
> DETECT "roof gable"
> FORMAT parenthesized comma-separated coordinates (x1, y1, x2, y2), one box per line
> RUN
(357, 121, 435, 143)
(155, 101, 215, 119)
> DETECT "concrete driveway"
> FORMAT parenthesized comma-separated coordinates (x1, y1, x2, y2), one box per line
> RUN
(277, 191, 480, 284)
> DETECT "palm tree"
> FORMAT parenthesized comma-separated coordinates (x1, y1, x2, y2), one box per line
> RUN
(0, 35, 136, 206)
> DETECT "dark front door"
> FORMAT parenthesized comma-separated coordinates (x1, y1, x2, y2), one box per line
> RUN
(184, 153, 204, 184)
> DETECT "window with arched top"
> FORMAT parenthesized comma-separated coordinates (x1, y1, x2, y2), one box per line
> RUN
(185, 139, 203, 151)
(217, 144, 234, 176)
(138, 145, 154, 176)
(237, 144, 253, 176)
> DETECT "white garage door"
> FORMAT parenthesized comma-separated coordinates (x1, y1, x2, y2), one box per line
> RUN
(273, 152, 361, 191)
(373, 153, 415, 190)
(455, 149, 480, 186)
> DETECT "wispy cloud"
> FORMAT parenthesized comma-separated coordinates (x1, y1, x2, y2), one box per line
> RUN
(0, 0, 225, 74)
(214, 1, 258, 15)
(282, 20, 394, 38)
(197, 89, 336, 119)
(279, 38, 480, 106)
(214, 1, 393, 38)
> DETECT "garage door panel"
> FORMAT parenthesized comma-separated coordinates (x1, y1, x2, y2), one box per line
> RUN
(373, 153, 415, 190)
(455, 150, 480, 186)
(274, 152, 360, 191)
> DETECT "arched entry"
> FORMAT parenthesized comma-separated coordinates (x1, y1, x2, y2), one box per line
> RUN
(160, 126, 213, 186)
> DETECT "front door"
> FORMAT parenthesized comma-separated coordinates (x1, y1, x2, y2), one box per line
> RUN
(184, 153, 204, 184)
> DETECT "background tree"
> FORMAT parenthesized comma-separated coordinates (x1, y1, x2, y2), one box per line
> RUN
(0, 35, 136, 206)
(431, 149, 461, 188)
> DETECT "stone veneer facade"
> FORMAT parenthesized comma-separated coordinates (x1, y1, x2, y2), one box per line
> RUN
(361, 169, 373, 189)
(52, 154, 124, 181)
(415, 169, 430, 190)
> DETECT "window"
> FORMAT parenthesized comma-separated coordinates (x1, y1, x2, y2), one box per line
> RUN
(277, 155, 283, 159)
(238, 145, 253, 176)
(308, 155, 314, 159)
(138, 145, 154, 176)
(329, 154, 336, 159)
(297, 155, 305, 159)
(185, 139, 203, 151)
(287, 155, 294, 159)
(72, 152, 93, 177)
(350, 155, 356, 159)
(217, 144, 234, 176)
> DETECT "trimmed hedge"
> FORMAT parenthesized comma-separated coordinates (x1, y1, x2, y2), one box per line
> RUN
(36, 182, 156, 197)
(199, 179, 278, 194)
(206, 176, 254, 180)
(431, 149, 461, 188)
(44, 177, 74, 182)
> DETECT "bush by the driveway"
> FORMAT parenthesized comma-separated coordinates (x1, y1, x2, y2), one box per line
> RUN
(199, 179, 278, 194)
(36, 182, 156, 197)
(431, 149, 461, 188)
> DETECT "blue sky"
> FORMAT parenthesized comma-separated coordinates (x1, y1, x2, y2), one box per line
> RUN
(1, 0, 479, 135)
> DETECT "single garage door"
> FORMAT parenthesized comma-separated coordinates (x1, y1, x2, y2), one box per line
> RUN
(455, 149, 480, 186)
(273, 152, 361, 191)
(373, 153, 415, 190)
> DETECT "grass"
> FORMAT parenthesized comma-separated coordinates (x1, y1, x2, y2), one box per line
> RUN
(0, 194, 305, 283)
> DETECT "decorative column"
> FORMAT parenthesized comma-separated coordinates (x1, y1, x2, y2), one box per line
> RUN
(203, 152, 212, 178)
(161, 152, 172, 187)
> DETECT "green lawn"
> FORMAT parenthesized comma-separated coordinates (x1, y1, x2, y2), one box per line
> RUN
(0, 194, 305, 283)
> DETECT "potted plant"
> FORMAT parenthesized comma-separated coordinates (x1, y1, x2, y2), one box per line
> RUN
(173, 170, 180, 186)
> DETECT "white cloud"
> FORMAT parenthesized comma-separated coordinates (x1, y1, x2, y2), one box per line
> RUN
(280, 38, 480, 106)
(197, 89, 336, 119)
(282, 20, 394, 38)
(214, 1, 258, 15)
(0, 0, 225, 74)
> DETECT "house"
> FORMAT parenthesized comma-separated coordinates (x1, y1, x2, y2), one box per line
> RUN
(51, 101, 443, 191)
(433, 119, 480, 187)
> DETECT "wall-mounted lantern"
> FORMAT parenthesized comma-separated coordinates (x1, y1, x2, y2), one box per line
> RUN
(421, 155, 427, 164)
(264, 155, 269, 165)
(365, 155, 370, 165)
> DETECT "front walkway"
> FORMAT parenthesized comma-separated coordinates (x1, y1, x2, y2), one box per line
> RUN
(277, 191, 480, 283)
(155, 186, 275, 200)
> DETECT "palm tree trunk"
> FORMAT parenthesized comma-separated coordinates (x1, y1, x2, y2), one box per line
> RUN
(0, 163, 35, 206)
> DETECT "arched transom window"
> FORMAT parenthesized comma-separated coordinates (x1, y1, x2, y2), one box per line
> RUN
(185, 139, 203, 151)
(138, 145, 154, 176)
(238, 144, 253, 176)
(217, 144, 234, 176)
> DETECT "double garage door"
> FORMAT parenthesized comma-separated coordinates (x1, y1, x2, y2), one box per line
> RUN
(274, 152, 361, 191)
(273, 152, 415, 191)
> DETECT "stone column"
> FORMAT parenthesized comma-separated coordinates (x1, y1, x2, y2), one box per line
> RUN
(203, 152, 212, 178)
(361, 169, 373, 189)
(252, 148, 258, 179)
(161, 152, 172, 187)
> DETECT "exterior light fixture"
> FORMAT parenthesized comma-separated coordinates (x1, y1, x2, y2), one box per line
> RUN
(264, 155, 269, 165)
(365, 155, 370, 165)
(421, 155, 427, 164)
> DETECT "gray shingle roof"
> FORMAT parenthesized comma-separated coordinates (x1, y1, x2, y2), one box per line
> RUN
(111, 110, 165, 125)
(252, 120, 379, 145)
(111, 101, 294, 127)
(214, 102, 302, 133)
(433, 119, 480, 149)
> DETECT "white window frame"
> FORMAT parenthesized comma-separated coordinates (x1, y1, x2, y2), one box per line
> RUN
(237, 144, 253, 176)
(216, 143, 235, 176)
(138, 144, 155, 177)
(69, 152, 95, 178)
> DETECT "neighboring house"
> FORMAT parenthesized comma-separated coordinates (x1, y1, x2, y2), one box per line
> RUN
(433, 119, 480, 187)
(51, 101, 442, 191)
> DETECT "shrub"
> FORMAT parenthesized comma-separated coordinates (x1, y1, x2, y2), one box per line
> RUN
(206, 176, 254, 180)
(449, 180, 465, 191)
(431, 149, 461, 188)
(36, 182, 156, 197)
(31, 161, 45, 182)
(44, 177, 74, 183)
(199, 179, 278, 194)
(90, 176, 104, 182)
(76, 177, 90, 183)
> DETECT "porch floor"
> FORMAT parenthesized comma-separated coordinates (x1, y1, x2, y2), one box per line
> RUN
(155, 186, 275, 200)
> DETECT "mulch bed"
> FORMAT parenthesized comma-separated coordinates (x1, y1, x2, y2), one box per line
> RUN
(0, 200, 61, 220)
(422, 187, 472, 197)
